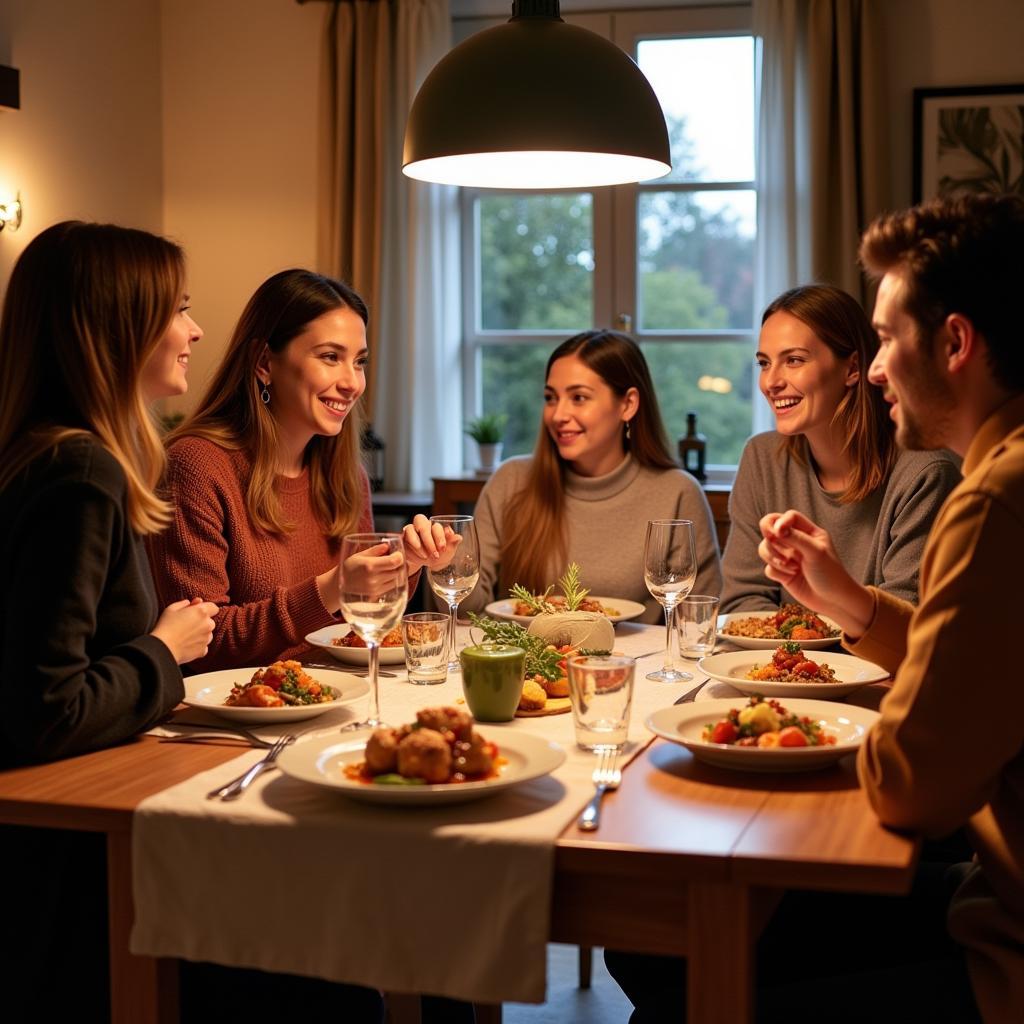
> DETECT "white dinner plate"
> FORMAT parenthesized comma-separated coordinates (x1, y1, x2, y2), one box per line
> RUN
(182, 667, 369, 723)
(646, 698, 879, 772)
(305, 624, 407, 665)
(698, 650, 888, 700)
(716, 612, 842, 650)
(484, 597, 647, 627)
(277, 728, 566, 805)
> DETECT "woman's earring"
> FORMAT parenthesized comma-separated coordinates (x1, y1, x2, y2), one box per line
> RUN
(260, 384, 271, 406)
(625, 420, 632, 441)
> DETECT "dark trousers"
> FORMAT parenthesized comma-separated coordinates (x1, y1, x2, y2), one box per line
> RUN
(605, 860, 982, 1024)
(0, 823, 385, 1024)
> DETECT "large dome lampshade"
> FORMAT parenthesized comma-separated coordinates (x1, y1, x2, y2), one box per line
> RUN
(402, 0, 671, 189)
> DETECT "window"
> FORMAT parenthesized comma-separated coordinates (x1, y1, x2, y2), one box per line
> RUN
(460, 6, 756, 470)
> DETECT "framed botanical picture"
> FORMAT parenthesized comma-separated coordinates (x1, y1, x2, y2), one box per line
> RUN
(913, 84, 1024, 201)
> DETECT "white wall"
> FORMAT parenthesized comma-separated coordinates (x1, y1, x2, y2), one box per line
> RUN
(159, 0, 324, 416)
(0, 0, 164, 288)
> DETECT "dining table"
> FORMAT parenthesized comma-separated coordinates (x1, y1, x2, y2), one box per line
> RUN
(0, 622, 918, 1024)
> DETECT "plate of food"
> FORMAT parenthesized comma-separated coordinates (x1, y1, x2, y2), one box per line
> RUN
(182, 662, 369, 723)
(717, 604, 842, 650)
(646, 696, 878, 772)
(277, 706, 566, 805)
(698, 644, 888, 699)
(305, 624, 407, 665)
(485, 596, 645, 626)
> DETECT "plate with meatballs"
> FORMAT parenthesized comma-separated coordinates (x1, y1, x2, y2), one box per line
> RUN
(698, 646, 888, 700)
(182, 664, 369, 723)
(277, 706, 566, 805)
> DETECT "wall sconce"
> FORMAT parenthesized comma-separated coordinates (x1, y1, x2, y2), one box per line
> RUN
(403, 0, 670, 190)
(0, 194, 22, 233)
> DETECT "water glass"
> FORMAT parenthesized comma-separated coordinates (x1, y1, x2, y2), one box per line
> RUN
(678, 595, 720, 659)
(567, 654, 636, 751)
(401, 612, 449, 684)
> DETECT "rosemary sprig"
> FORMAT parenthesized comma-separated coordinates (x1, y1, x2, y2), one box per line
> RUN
(466, 613, 564, 681)
(509, 582, 555, 614)
(558, 562, 590, 611)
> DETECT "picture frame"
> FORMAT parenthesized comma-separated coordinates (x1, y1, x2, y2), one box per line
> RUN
(913, 84, 1024, 202)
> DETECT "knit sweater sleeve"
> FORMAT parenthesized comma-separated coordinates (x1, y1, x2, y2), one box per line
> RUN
(1, 447, 182, 763)
(147, 439, 335, 672)
(871, 452, 961, 604)
(720, 436, 779, 613)
(458, 459, 523, 614)
(673, 471, 722, 599)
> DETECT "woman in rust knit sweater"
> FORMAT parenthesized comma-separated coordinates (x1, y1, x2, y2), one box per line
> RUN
(147, 269, 451, 673)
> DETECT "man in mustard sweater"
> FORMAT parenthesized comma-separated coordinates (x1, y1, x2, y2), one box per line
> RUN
(758, 192, 1024, 1024)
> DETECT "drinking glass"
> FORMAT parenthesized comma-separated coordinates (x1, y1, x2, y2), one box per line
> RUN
(678, 594, 720, 659)
(643, 519, 697, 682)
(338, 532, 408, 729)
(427, 515, 480, 672)
(567, 654, 636, 750)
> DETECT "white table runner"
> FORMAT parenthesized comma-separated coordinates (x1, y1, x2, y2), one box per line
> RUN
(131, 623, 698, 1004)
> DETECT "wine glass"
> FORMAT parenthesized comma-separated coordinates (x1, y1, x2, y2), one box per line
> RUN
(338, 532, 408, 729)
(643, 519, 697, 682)
(427, 515, 480, 672)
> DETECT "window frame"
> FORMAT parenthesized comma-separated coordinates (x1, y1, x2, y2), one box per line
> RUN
(458, 4, 755, 476)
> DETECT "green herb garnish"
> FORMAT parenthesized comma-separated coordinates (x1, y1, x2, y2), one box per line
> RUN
(467, 613, 564, 681)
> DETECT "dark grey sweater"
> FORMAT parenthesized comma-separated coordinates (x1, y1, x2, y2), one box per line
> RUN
(0, 438, 183, 764)
(720, 431, 962, 613)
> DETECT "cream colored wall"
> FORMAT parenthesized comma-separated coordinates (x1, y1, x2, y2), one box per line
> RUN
(160, 0, 323, 417)
(877, 0, 1024, 208)
(0, 0, 164, 289)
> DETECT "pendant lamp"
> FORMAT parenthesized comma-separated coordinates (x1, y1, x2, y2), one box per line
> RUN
(402, 0, 671, 189)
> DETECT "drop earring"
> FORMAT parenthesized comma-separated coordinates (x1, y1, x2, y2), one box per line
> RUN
(260, 384, 271, 405)
(625, 420, 632, 441)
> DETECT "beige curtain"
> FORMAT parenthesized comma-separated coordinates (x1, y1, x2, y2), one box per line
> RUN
(317, 0, 459, 490)
(754, 0, 889, 305)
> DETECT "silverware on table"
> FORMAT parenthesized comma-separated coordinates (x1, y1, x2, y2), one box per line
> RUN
(160, 730, 275, 749)
(206, 734, 295, 801)
(302, 661, 398, 678)
(675, 677, 709, 705)
(576, 745, 622, 832)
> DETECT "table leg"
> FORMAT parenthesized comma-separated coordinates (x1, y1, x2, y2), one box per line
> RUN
(107, 830, 178, 1024)
(687, 882, 754, 1024)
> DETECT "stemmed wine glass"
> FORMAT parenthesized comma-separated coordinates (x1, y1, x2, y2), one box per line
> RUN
(338, 532, 408, 729)
(643, 519, 697, 683)
(427, 515, 480, 672)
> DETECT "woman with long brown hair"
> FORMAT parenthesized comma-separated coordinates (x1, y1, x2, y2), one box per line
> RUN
(0, 220, 219, 1022)
(0, 221, 217, 763)
(148, 268, 452, 673)
(720, 283, 960, 612)
(462, 329, 722, 622)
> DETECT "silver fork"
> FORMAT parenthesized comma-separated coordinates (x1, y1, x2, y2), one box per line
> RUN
(206, 734, 295, 801)
(576, 746, 622, 832)
(160, 724, 276, 748)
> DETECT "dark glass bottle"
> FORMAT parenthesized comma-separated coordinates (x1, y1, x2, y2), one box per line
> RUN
(678, 412, 707, 482)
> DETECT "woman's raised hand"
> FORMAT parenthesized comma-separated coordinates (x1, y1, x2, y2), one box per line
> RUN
(757, 510, 874, 637)
(151, 597, 218, 665)
(402, 514, 461, 573)
(339, 541, 407, 598)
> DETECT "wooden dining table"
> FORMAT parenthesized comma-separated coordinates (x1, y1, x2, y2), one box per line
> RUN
(0, 684, 917, 1024)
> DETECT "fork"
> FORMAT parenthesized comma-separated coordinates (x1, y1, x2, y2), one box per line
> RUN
(205, 734, 295, 801)
(160, 723, 276, 748)
(576, 745, 622, 832)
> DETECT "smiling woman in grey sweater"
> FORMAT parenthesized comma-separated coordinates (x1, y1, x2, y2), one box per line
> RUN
(721, 285, 960, 613)
(461, 330, 721, 623)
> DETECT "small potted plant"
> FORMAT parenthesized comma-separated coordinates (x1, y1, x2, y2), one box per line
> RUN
(464, 412, 507, 475)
